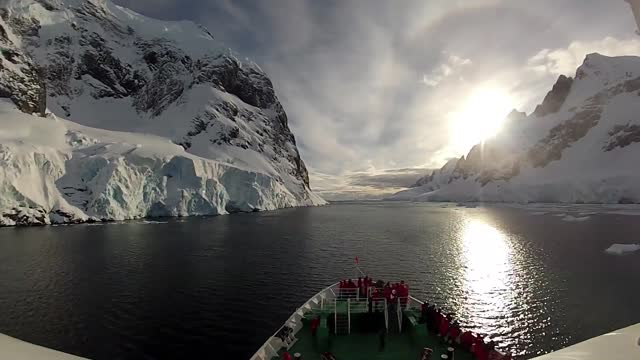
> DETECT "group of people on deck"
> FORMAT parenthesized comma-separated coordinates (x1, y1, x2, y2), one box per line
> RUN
(338, 277, 410, 303)
(421, 303, 512, 360)
(338, 277, 368, 298)
(372, 281, 409, 305)
(335, 278, 512, 359)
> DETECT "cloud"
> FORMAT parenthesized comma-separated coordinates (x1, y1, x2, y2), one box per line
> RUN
(111, 0, 639, 199)
(348, 168, 430, 189)
(422, 54, 472, 87)
(310, 168, 430, 201)
(527, 36, 640, 76)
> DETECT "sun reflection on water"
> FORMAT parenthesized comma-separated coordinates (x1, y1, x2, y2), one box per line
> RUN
(460, 218, 516, 336)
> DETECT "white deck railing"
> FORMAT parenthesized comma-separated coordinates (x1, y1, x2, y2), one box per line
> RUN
(250, 281, 340, 360)
(250, 282, 425, 360)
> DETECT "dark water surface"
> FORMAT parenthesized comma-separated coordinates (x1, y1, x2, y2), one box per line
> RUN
(1, 202, 639, 359)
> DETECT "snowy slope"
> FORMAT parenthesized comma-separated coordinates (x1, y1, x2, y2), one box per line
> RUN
(0, 0, 324, 225)
(0, 100, 323, 226)
(392, 54, 640, 204)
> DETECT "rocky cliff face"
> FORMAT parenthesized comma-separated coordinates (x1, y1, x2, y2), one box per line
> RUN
(0, 0, 324, 226)
(0, 8, 46, 115)
(394, 54, 640, 204)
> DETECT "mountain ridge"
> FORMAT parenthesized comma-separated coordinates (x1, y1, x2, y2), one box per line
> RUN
(393, 53, 640, 204)
(0, 0, 325, 226)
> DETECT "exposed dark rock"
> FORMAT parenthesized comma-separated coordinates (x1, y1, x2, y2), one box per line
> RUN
(195, 55, 277, 109)
(8, 15, 40, 38)
(0, 42, 47, 116)
(604, 124, 640, 151)
(528, 106, 603, 167)
(0, 24, 8, 43)
(608, 76, 640, 96)
(1, 48, 20, 63)
(133, 40, 188, 115)
(533, 75, 574, 117)
(34, 0, 58, 11)
(2, 207, 47, 226)
(73, 1, 128, 38)
(44, 36, 75, 97)
(1, 0, 314, 190)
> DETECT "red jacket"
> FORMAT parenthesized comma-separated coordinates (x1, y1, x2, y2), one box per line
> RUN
(461, 331, 474, 350)
(311, 318, 320, 334)
(473, 340, 488, 360)
(449, 326, 461, 341)
(439, 317, 450, 337)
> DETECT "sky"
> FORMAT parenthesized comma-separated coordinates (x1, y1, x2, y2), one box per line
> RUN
(113, 0, 640, 200)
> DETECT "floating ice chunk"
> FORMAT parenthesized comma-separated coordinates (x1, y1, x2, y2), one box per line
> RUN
(562, 215, 591, 222)
(605, 244, 640, 255)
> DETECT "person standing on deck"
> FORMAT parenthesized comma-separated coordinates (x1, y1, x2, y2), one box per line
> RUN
(384, 283, 391, 301)
(472, 335, 488, 360)
(310, 316, 320, 336)
(447, 322, 462, 344)
(426, 305, 436, 332)
(433, 309, 444, 334)
(460, 330, 474, 351)
(439, 314, 450, 339)
(399, 281, 409, 308)
(421, 302, 428, 323)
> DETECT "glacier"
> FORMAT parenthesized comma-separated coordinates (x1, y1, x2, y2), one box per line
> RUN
(0, 0, 325, 226)
(0, 102, 323, 226)
(391, 54, 640, 204)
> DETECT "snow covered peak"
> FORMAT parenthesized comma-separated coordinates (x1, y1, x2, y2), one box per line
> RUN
(567, 53, 640, 102)
(394, 54, 640, 204)
(4, 0, 226, 59)
(0, 0, 324, 225)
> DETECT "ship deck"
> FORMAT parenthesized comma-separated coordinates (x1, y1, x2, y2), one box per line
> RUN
(255, 282, 483, 360)
(279, 315, 474, 360)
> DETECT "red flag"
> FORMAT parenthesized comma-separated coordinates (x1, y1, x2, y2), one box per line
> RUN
(355, 256, 359, 264)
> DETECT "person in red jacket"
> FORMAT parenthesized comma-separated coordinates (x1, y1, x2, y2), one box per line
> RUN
(439, 315, 450, 339)
(447, 322, 462, 344)
(310, 316, 321, 335)
(400, 280, 409, 295)
(433, 309, 443, 334)
(282, 352, 292, 360)
(460, 331, 475, 351)
(473, 336, 488, 360)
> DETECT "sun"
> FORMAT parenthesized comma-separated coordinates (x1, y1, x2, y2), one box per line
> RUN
(449, 86, 515, 154)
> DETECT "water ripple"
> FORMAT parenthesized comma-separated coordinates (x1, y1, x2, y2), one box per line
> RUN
(0, 203, 639, 359)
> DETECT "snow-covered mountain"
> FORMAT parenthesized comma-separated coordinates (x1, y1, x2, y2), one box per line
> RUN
(392, 53, 640, 204)
(0, 0, 324, 226)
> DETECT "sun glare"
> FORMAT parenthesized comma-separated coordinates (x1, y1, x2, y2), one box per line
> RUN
(449, 86, 515, 154)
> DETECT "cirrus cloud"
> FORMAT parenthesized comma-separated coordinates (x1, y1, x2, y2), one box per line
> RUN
(527, 36, 640, 76)
(422, 54, 472, 87)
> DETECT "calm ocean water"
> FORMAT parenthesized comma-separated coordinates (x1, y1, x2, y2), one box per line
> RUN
(1, 202, 639, 359)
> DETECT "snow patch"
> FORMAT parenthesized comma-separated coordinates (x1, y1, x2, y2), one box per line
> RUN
(605, 244, 640, 255)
